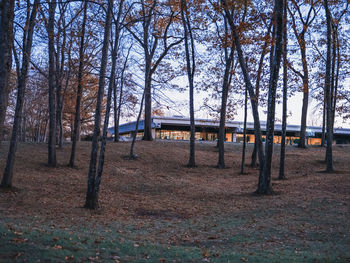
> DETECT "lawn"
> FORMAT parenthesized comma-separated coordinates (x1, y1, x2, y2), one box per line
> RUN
(0, 140, 349, 262)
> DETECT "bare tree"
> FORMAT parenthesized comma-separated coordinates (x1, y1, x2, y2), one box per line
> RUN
(85, 0, 113, 209)
(279, 0, 288, 180)
(1, 0, 40, 188)
(47, 0, 57, 167)
(217, 16, 234, 169)
(324, 0, 333, 172)
(126, 0, 182, 141)
(69, 0, 88, 167)
(257, 0, 284, 194)
(0, 0, 15, 143)
(181, 0, 196, 167)
(222, 0, 265, 177)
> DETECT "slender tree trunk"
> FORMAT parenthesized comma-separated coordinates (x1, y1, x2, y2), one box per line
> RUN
(279, 0, 288, 180)
(92, 0, 124, 199)
(257, 0, 283, 194)
(240, 86, 248, 174)
(298, 58, 309, 149)
(85, 0, 113, 209)
(324, 0, 333, 172)
(321, 97, 326, 147)
(181, 0, 196, 167)
(250, 22, 273, 168)
(1, 0, 39, 188)
(69, 0, 87, 167)
(143, 63, 153, 141)
(48, 0, 57, 167)
(113, 80, 119, 142)
(0, 0, 15, 143)
(130, 91, 145, 158)
(114, 45, 130, 142)
(217, 17, 234, 169)
(222, 0, 265, 176)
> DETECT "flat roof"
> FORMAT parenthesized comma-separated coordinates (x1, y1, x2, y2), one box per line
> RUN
(108, 116, 350, 136)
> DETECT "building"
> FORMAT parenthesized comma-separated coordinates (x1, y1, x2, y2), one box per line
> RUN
(108, 116, 350, 145)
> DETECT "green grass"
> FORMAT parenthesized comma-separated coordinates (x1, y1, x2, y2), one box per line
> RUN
(1, 198, 349, 262)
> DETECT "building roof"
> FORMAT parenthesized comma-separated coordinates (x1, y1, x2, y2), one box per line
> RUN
(108, 116, 350, 136)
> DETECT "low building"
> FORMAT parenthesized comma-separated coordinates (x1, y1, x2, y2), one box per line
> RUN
(108, 116, 350, 145)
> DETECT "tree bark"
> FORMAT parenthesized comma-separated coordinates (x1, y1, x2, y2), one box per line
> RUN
(217, 17, 234, 169)
(69, 0, 88, 167)
(48, 0, 57, 167)
(222, 0, 265, 177)
(85, 0, 113, 209)
(114, 46, 130, 142)
(298, 41, 309, 149)
(1, 0, 39, 188)
(0, 0, 15, 143)
(279, 0, 288, 180)
(181, 0, 196, 167)
(240, 86, 248, 174)
(324, 0, 334, 172)
(130, 91, 145, 158)
(250, 22, 272, 168)
(257, 0, 284, 194)
(93, 0, 124, 199)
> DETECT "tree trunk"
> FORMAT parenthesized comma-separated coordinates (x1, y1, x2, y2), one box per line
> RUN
(217, 17, 234, 169)
(143, 64, 153, 141)
(324, 0, 334, 172)
(240, 86, 248, 174)
(1, 0, 39, 188)
(279, 0, 288, 180)
(321, 97, 326, 147)
(257, 0, 284, 194)
(113, 80, 119, 142)
(93, 0, 124, 199)
(130, 91, 145, 158)
(222, 0, 265, 176)
(0, 0, 15, 143)
(48, 0, 57, 167)
(85, 0, 113, 209)
(251, 22, 273, 168)
(181, 0, 196, 167)
(69, 0, 87, 167)
(114, 45, 130, 142)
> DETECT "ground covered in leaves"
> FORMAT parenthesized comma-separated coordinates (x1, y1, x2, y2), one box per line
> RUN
(0, 140, 349, 262)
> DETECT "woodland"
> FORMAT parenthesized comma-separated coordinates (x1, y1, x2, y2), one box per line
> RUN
(0, 0, 349, 261)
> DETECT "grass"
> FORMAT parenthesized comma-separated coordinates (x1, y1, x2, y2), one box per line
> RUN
(0, 140, 349, 262)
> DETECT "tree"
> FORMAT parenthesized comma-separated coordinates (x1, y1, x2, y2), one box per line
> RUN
(222, 0, 265, 177)
(217, 14, 235, 169)
(240, 84, 248, 174)
(288, 0, 319, 148)
(69, 0, 88, 167)
(180, 0, 196, 167)
(126, 0, 182, 141)
(257, 0, 284, 194)
(85, 0, 113, 209)
(279, 0, 288, 180)
(0, 0, 15, 143)
(1, 0, 40, 188)
(324, 0, 333, 172)
(47, 0, 57, 167)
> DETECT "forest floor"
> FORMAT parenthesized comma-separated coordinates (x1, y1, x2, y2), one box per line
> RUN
(0, 140, 349, 262)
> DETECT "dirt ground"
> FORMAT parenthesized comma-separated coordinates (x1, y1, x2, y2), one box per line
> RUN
(0, 140, 349, 262)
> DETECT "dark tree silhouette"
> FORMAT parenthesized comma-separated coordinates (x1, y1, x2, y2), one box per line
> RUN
(85, 0, 113, 209)
(257, 0, 284, 194)
(181, 0, 196, 167)
(279, 0, 288, 180)
(69, 0, 88, 168)
(1, 0, 40, 188)
(0, 0, 14, 143)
